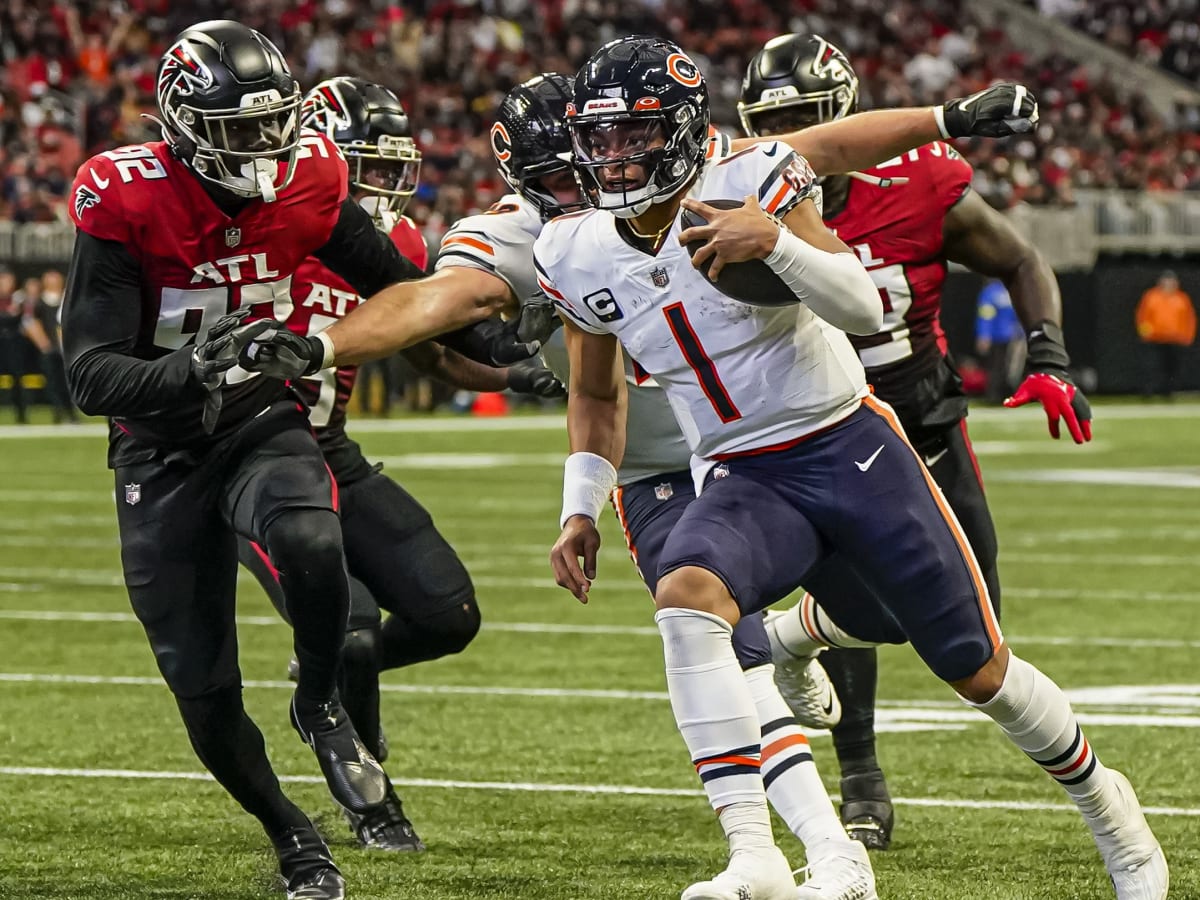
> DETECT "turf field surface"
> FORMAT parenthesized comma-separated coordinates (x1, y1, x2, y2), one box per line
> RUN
(0, 400, 1197, 899)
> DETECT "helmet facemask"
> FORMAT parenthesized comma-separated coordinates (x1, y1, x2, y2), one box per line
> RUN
(738, 83, 856, 138)
(570, 106, 705, 219)
(345, 132, 422, 226)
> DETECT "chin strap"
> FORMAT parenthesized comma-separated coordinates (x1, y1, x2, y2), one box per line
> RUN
(254, 158, 278, 203)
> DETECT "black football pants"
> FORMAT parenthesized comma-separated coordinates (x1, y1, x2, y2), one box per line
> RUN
(115, 401, 349, 835)
(239, 465, 479, 755)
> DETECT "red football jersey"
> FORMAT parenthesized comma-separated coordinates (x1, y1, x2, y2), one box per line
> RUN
(825, 141, 971, 405)
(68, 134, 349, 446)
(288, 215, 427, 443)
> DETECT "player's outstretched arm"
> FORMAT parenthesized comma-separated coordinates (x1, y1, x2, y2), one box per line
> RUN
(61, 232, 202, 417)
(325, 268, 515, 366)
(742, 83, 1039, 177)
(402, 342, 564, 397)
(550, 320, 627, 604)
(942, 190, 1091, 443)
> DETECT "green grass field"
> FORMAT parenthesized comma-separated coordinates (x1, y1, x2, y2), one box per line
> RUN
(0, 400, 1198, 899)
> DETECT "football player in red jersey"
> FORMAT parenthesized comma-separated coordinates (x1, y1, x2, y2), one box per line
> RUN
(236, 76, 564, 853)
(739, 34, 1093, 851)
(59, 22, 529, 900)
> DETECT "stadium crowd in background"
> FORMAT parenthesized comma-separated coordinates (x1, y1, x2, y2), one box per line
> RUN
(2, 0, 1199, 241)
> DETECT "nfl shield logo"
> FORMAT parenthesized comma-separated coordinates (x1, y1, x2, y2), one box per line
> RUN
(124, 483, 141, 506)
(654, 482, 674, 501)
(224, 226, 241, 247)
(712, 464, 731, 480)
(651, 266, 669, 288)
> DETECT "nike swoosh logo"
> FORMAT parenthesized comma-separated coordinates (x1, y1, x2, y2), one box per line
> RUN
(91, 169, 109, 190)
(762, 144, 779, 156)
(854, 444, 885, 472)
(923, 447, 949, 468)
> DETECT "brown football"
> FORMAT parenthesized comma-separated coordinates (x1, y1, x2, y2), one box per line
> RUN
(679, 199, 797, 307)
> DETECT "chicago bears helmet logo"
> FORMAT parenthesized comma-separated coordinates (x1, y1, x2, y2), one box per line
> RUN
(666, 53, 702, 88)
(73, 184, 101, 218)
(490, 122, 513, 178)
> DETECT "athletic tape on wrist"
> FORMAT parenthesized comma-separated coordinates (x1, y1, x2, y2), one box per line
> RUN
(560, 452, 618, 529)
(933, 105, 952, 140)
(315, 331, 336, 370)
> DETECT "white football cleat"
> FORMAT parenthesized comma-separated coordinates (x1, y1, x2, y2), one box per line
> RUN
(795, 840, 878, 899)
(1086, 770, 1168, 900)
(764, 611, 841, 729)
(681, 846, 796, 900)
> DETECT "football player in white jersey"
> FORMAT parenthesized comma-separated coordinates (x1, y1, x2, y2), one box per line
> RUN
(538, 37, 1165, 900)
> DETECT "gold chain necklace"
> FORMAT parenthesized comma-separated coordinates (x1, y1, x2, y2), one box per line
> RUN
(627, 215, 674, 242)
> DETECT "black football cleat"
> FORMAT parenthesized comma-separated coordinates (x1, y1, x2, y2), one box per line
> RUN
(840, 769, 895, 851)
(375, 722, 389, 764)
(272, 823, 346, 900)
(343, 784, 426, 852)
(291, 693, 388, 814)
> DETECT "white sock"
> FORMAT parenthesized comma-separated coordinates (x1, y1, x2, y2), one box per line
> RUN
(656, 608, 771, 816)
(771, 594, 879, 659)
(967, 654, 1113, 813)
(745, 664, 848, 855)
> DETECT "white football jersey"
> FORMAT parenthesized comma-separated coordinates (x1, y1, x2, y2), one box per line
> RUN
(434, 192, 692, 484)
(533, 140, 868, 461)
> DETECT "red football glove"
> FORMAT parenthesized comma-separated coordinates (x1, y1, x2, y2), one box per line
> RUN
(1004, 372, 1092, 443)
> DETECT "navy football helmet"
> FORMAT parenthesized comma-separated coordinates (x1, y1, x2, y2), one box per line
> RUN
(491, 73, 586, 220)
(739, 34, 858, 137)
(302, 76, 421, 225)
(569, 37, 710, 218)
(156, 20, 302, 201)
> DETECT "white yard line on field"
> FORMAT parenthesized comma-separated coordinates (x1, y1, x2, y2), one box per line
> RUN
(2, 609, 1200, 649)
(1, 402, 1196, 441)
(5, 671, 1200, 730)
(0, 764, 1197, 817)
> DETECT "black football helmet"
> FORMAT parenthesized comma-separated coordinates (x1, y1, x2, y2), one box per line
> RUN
(155, 20, 302, 201)
(302, 76, 422, 226)
(569, 37, 710, 218)
(491, 73, 586, 221)
(739, 34, 859, 137)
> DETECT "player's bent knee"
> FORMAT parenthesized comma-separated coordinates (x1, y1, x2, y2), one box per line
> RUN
(341, 626, 381, 676)
(655, 565, 740, 624)
(949, 643, 1010, 704)
(263, 508, 344, 573)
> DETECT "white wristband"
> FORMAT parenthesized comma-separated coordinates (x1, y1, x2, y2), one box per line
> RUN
(314, 331, 336, 370)
(933, 104, 952, 140)
(560, 451, 618, 528)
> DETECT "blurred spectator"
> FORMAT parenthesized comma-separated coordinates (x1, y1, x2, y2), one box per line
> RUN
(1135, 269, 1196, 397)
(975, 279, 1026, 401)
(0, 267, 29, 423)
(2, 0, 1198, 232)
(23, 269, 77, 422)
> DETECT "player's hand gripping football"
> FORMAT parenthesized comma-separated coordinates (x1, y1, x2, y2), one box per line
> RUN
(937, 83, 1039, 138)
(1004, 321, 1093, 443)
(679, 194, 782, 281)
(190, 307, 277, 433)
(551, 515, 602, 603)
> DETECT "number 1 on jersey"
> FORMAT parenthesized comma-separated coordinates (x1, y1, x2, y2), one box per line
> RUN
(663, 302, 741, 423)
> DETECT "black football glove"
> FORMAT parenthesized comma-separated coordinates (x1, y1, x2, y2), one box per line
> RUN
(517, 291, 562, 345)
(238, 327, 326, 380)
(506, 360, 566, 399)
(937, 83, 1039, 139)
(1003, 320, 1093, 443)
(439, 317, 541, 367)
(190, 308, 276, 433)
